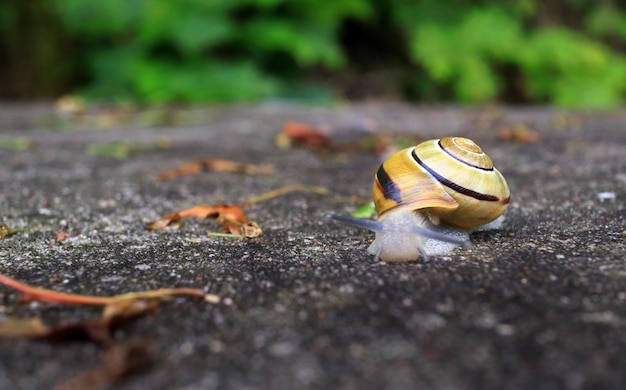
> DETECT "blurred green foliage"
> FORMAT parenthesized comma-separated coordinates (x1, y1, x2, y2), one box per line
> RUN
(52, 0, 370, 103)
(399, 1, 626, 108)
(1, 0, 626, 108)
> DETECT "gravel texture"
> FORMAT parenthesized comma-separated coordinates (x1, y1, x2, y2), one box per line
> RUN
(1, 103, 625, 390)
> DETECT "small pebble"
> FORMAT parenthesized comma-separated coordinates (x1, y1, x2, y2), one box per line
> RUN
(596, 192, 616, 202)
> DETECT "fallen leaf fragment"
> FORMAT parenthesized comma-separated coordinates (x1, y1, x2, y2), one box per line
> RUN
(276, 121, 332, 151)
(0, 273, 218, 345)
(498, 124, 541, 143)
(0, 299, 160, 342)
(0, 273, 207, 306)
(145, 204, 250, 235)
(207, 220, 263, 238)
(145, 184, 328, 237)
(0, 317, 49, 338)
(56, 231, 71, 241)
(204, 293, 221, 304)
(86, 138, 171, 160)
(55, 339, 155, 390)
(0, 136, 32, 151)
(0, 223, 25, 239)
(239, 221, 263, 238)
(158, 158, 274, 180)
(350, 203, 376, 219)
(276, 121, 427, 156)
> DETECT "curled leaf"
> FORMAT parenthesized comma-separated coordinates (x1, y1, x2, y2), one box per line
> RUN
(213, 219, 262, 238)
(145, 204, 251, 236)
(146, 184, 328, 237)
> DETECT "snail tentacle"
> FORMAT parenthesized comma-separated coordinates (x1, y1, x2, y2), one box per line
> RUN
(329, 214, 384, 232)
(330, 214, 469, 245)
(373, 245, 383, 262)
(408, 224, 470, 245)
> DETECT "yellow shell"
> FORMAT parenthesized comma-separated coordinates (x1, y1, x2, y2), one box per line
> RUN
(373, 137, 510, 228)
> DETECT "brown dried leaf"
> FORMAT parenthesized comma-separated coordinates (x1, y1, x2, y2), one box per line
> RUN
(0, 317, 49, 338)
(158, 158, 273, 180)
(212, 205, 249, 230)
(146, 185, 328, 237)
(498, 124, 541, 143)
(55, 339, 155, 390)
(0, 273, 206, 306)
(276, 122, 332, 151)
(0, 299, 159, 343)
(145, 204, 251, 236)
(239, 221, 263, 238)
(56, 232, 71, 241)
(214, 218, 262, 238)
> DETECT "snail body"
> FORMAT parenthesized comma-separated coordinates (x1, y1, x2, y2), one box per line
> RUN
(333, 137, 510, 262)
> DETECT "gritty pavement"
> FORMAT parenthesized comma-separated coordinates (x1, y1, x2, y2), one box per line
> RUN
(0, 103, 625, 390)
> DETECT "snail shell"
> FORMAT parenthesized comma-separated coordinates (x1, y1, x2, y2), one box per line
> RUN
(333, 137, 510, 262)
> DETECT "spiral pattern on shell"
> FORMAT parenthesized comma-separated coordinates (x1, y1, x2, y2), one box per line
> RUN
(373, 137, 510, 228)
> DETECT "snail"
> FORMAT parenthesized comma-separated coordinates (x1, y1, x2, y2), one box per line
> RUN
(332, 136, 510, 262)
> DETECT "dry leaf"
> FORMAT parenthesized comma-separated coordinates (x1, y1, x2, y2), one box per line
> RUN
(56, 232, 71, 241)
(0, 273, 207, 306)
(145, 204, 251, 235)
(55, 339, 155, 390)
(0, 273, 217, 346)
(276, 122, 332, 151)
(158, 159, 273, 180)
(498, 124, 541, 143)
(0, 317, 49, 338)
(146, 184, 328, 237)
(0, 299, 160, 343)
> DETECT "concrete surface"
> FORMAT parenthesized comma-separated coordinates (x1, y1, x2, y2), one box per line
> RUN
(0, 103, 625, 389)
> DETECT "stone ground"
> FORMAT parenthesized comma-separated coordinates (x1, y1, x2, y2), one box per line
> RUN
(0, 103, 625, 390)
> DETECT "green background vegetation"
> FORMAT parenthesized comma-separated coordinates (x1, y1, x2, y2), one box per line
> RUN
(2, 0, 626, 108)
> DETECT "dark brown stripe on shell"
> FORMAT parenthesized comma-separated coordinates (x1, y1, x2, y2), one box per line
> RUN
(411, 149, 500, 202)
(376, 165, 402, 202)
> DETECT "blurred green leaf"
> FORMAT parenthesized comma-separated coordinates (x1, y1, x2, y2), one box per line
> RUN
(169, 16, 233, 56)
(4, 0, 626, 107)
(585, 5, 625, 39)
(351, 203, 376, 219)
(243, 18, 347, 68)
(455, 57, 499, 102)
(0, 136, 32, 151)
(56, 0, 145, 36)
(132, 60, 278, 103)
